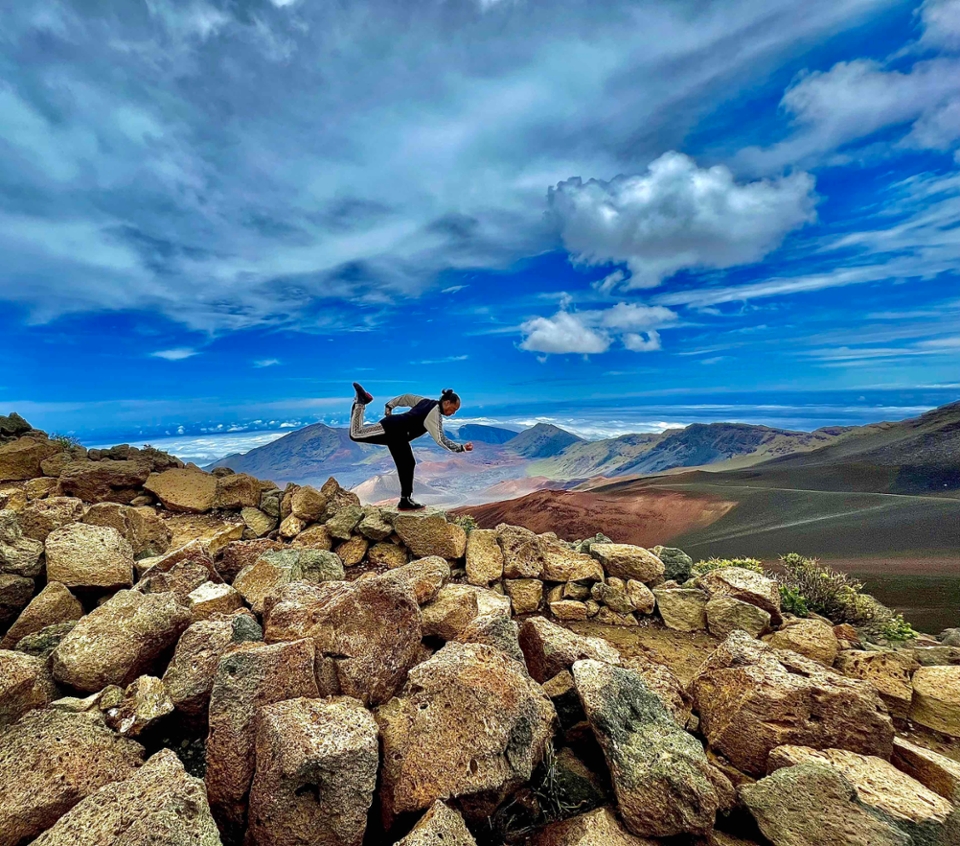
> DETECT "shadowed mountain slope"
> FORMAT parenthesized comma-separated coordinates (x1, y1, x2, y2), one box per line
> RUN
(505, 422, 584, 458)
(455, 424, 519, 444)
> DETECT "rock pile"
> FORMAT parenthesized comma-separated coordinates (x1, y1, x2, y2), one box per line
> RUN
(1, 413, 959, 846)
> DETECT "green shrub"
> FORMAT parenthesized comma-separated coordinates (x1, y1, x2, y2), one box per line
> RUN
(449, 513, 478, 534)
(691, 556, 765, 578)
(880, 613, 917, 643)
(50, 433, 81, 449)
(779, 584, 810, 617)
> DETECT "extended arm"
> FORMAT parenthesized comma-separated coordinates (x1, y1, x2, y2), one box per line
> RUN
(384, 393, 424, 416)
(424, 406, 465, 453)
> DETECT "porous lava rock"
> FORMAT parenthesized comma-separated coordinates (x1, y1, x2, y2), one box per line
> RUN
(518, 616, 620, 684)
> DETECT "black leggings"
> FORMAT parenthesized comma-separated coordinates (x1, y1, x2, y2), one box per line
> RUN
(352, 432, 416, 498)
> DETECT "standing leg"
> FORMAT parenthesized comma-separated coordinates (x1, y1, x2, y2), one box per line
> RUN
(388, 440, 416, 499)
(350, 400, 386, 441)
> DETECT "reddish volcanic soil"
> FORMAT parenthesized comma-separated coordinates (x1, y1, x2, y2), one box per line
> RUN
(452, 487, 737, 547)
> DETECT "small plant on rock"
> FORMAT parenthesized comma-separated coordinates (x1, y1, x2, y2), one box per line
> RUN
(50, 433, 81, 449)
(691, 556, 765, 578)
(779, 584, 810, 617)
(449, 513, 478, 534)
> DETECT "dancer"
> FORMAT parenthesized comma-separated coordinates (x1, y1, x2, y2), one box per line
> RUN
(348, 382, 473, 510)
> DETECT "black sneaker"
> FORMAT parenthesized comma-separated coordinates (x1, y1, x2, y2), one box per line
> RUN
(352, 382, 373, 405)
(397, 497, 425, 511)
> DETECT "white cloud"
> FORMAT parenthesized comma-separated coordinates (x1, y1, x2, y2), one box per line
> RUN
(920, 0, 960, 51)
(254, 358, 281, 368)
(519, 311, 611, 355)
(549, 152, 816, 288)
(623, 331, 662, 352)
(595, 302, 678, 331)
(151, 348, 198, 361)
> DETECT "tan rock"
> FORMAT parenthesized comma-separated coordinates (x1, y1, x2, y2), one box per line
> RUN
(162, 612, 262, 716)
(58, 458, 151, 503)
(216, 538, 282, 582)
(653, 587, 708, 632)
(248, 697, 379, 846)
(741, 762, 915, 846)
(691, 631, 894, 776)
(396, 801, 477, 845)
(375, 642, 555, 825)
(17, 496, 84, 542)
(24, 476, 58, 500)
(0, 487, 27, 511)
(376, 556, 450, 605)
(911, 666, 960, 737)
(241, 506, 277, 537)
(263, 576, 422, 706)
(234, 548, 344, 613)
(0, 709, 144, 846)
(392, 510, 467, 559)
(203, 521, 244, 557)
(573, 659, 719, 837)
(290, 485, 328, 522)
(187, 581, 244, 621)
(551, 599, 590, 621)
(291, 523, 334, 550)
(52, 589, 191, 692)
(589, 543, 664, 584)
(767, 618, 840, 666)
(621, 654, 692, 725)
(892, 736, 960, 804)
(541, 536, 604, 583)
(358, 507, 393, 541)
(591, 580, 633, 613)
(278, 514, 306, 539)
(0, 650, 57, 727)
(1, 581, 83, 649)
(505, 578, 543, 614)
(45, 522, 134, 589)
(336, 535, 369, 566)
(0, 437, 61, 481)
(497, 523, 546, 578)
(326, 504, 364, 540)
(422, 583, 481, 640)
(0, 573, 34, 628)
(706, 595, 771, 639)
(698, 567, 782, 625)
(143, 468, 218, 513)
(455, 613, 526, 667)
(766, 744, 957, 840)
(102, 675, 173, 737)
(0, 509, 44, 578)
(835, 650, 917, 718)
(530, 806, 655, 845)
(518, 616, 620, 683)
(626, 580, 655, 614)
(465, 528, 504, 585)
(563, 581, 591, 600)
(214, 472, 261, 510)
(368, 540, 408, 567)
(205, 639, 320, 839)
(28, 748, 219, 846)
(595, 607, 638, 626)
(82, 502, 172, 557)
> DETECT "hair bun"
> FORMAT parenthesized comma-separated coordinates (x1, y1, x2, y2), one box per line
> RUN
(442, 387, 453, 395)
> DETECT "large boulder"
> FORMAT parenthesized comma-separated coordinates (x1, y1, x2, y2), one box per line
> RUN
(691, 631, 894, 776)
(767, 745, 959, 844)
(392, 511, 467, 559)
(162, 612, 262, 716)
(216, 538, 282, 582)
(620, 654, 692, 726)
(589, 543, 664, 584)
(242, 506, 278, 538)
(1, 581, 83, 649)
(376, 556, 450, 605)
(573, 660, 719, 838)
(29, 748, 220, 846)
(456, 613, 526, 667)
(248, 697, 379, 846)
(541, 537, 604, 583)
(835, 650, 917, 719)
(205, 639, 320, 840)
(264, 576, 421, 706)
(892, 736, 960, 804)
(0, 437, 60, 481)
(326, 504, 363, 539)
(0, 709, 144, 846)
(187, 581, 244, 621)
(505, 578, 543, 614)
(234, 548, 344, 613)
(0, 573, 33, 628)
(496, 524, 546, 579)
(144, 468, 218, 513)
(82, 502, 172, 558)
(52, 589, 191, 692)
(214, 472, 262, 510)
(697, 567, 782, 625)
(0, 412, 31, 442)
(653, 587, 708, 632)
(58, 459, 151, 504)
(705, 595, 771, 640)
(465, 528, 504, 585)
(421, 583, 481, 640)
(767, 618, 840, 666)
(375, 642, 555, 826)
(16, 497, 84, 543)
(45, 522, 135, 590)
(135, 540, 222, 600)
(518, 616, 620, 683)
(0, 650, 57, 727)
(396, 802, 477, 846)
(0, 508, 45, 577)
(911, 666, 960, 737)
(653, 545, 694, 582)
(530, 806, 656, 846)
(741, 762, 917, 846)
(290, 485, 328, 522)
(357, 507, 393, 541)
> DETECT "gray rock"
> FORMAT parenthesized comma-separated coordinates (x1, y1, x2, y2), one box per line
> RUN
(653, 545, 694, 582)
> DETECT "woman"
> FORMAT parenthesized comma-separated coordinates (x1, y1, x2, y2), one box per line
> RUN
(348, 382, 474, 510)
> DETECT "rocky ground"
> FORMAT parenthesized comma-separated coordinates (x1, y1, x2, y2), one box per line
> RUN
(2, 412, 960, 846)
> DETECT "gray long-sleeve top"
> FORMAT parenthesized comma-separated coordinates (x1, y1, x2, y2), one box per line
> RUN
(384, 394, 465, 452)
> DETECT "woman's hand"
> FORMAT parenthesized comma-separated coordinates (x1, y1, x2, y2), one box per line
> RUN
(464, 442, 474, 452)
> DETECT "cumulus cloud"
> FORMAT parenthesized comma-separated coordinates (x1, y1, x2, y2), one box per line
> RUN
(920, 0, 960, 51)
(151, 348, 198, 361)
(519, 301, 677, 355)
(548, 152, 817, 288)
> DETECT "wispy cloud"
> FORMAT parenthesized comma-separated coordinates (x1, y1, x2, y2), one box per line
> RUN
(254, 358, 281, 368)
(412, 354, 470, 365)
(151, 348, 198, 361)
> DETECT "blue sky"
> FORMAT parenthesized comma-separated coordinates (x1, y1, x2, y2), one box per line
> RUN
(2, 0, 959, 454)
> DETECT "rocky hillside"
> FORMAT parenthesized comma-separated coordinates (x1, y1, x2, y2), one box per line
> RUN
(2, 412, 960, 846)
